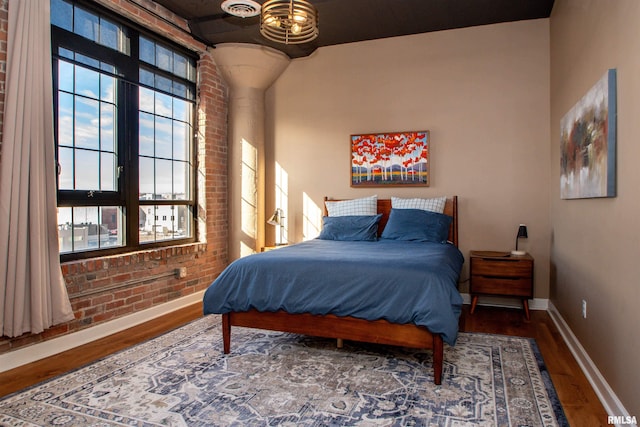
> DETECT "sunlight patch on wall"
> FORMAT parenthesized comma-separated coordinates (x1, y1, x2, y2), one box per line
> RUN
(240, 241, 254, 258)
(274, 162, 289, 245)
(302, 193, 322, 241)
(241, 138, 257, 244)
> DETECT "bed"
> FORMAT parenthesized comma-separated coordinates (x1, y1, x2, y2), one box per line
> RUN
(203, 196, 463, 384)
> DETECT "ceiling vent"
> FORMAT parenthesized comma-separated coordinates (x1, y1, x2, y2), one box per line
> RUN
(221, 0, 261, 18)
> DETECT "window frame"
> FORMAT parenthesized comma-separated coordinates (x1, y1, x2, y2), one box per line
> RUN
(51, 0, 198, 261)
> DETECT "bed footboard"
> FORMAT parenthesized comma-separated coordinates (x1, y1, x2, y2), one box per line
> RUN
(221, 311, 444, 385)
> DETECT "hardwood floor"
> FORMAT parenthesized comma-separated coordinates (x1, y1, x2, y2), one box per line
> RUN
(0, 303, 203, 398)
(0, 303, 608, 426)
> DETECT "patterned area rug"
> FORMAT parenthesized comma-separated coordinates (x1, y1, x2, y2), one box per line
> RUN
(0, 315, 567, 426)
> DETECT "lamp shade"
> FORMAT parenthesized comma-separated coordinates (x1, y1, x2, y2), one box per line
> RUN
(267, 208, 283, 226)
(517, 224, 528, 239)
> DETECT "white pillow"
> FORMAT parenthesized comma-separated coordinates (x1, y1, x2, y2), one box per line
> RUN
(325, 195, 378, 216)
(391, 196, 446, 213)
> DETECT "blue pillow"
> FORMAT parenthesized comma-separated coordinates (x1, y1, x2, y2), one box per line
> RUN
(381, 208, 452, 243)
(318, 214, 383, 241)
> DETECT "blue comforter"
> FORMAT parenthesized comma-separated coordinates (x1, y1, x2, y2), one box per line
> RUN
(203, 239, 464, 345)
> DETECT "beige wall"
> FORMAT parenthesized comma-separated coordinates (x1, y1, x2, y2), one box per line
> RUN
(266, 20, 551, 298)
(550, 0, 640, 416)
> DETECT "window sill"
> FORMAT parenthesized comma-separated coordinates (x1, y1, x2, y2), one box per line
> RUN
(61, 242, 208, 274)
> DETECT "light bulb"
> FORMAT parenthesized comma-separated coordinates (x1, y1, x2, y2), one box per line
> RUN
(264, 14, 280, 27)
(291, 22, 301, 34)
(293, 11, 307, 24)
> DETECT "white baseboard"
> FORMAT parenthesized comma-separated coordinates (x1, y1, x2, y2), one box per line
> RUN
(547, 301, 635, 426)
(0, 290, 205, 373)
(460, 292, 548, 311)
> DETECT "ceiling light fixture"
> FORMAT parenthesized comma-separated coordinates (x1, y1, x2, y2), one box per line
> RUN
(221, 0, 261, 18)
(260, 0, 319, 45)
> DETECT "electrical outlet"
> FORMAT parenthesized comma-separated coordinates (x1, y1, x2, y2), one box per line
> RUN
(582, 300, 587, 319)
(174, 267, 187, 279)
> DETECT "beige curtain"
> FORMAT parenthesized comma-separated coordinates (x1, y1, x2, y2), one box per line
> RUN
(0, 0, 74, 337)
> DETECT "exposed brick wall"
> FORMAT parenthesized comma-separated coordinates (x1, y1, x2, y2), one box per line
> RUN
(93, 0, 195, 50)
(0, 0, 228, 354)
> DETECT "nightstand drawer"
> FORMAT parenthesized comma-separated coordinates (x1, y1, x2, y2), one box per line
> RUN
(470, 276, 532, 297)
(469, 250, 534, 319)
(470, 258, 532, 277)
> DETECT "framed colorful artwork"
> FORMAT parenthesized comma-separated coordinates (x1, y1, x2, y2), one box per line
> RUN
(351, 131, 430, 187)
(560, 69, 617, 199)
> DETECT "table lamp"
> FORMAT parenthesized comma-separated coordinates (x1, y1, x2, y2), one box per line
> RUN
(511, 224, 528, 256)
(267, 208, 285, 245)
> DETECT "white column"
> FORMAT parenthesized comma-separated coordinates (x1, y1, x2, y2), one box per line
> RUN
(211, 43, 289, 260)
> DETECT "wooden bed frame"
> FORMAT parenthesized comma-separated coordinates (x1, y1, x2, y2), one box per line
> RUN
(222, 196, 459, 385)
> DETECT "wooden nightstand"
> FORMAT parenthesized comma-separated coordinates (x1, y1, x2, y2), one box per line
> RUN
(469, 251, 534, 320)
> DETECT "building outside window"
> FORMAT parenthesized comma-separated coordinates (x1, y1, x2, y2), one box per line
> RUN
(50, 0, 197, 260)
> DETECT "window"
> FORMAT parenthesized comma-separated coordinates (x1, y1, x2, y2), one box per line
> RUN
(51, 0, 197, 259)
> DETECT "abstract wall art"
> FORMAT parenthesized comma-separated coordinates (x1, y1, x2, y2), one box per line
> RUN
(560, 69, 617, 199)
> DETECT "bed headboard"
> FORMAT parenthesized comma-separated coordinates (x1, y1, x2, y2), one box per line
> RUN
(323, 196, 459, 247)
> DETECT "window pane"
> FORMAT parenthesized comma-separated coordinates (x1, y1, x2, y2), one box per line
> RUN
(154, 92, 172, 118)
(75, 149, 100, 190)
(156, 44, 172, 72)
(59, 47, 74, 60)
(139, 36, 155, 65)
(75, 66, 99, 99)
(139, 68, 154, 87)
(173, 161, 187, 199)
(139, 112, 155, 157)
(176, 205, 192, 237)
(58, 147, 74, 190)
(155, 116, 172, 159)
(155, 74, 172, 96)
(139, 204, 191, 243)
(102, 206, 125, 248)
(74, 7, 99, 42)
(58, 61, 74, 92)
(57, 207, 73, 253)
(101, 152, 116, 191)
(51, 0, 73, 31)
(173, 121, 188, 161)
(100, 103, 115, 152)
(99, 18, 119, 50)
(58, 206, 124, 253)
(57, 92, 74, 147)
(74, 97, 100, 149)
(172, 81, 186, 98)
(173, 53, 188, 79)
(139, 156, 155, 198)
(74, 206, 99, 251)
(139, 206, 154, 242)
(100, 74, 115, 103)
(100, 62, 116, 74)
(155, 158, 172, 197)
(139, 87, 154, 113)
(173, 98, 189, 122)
